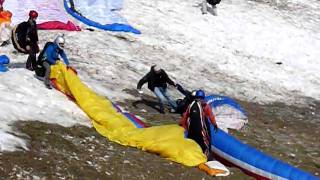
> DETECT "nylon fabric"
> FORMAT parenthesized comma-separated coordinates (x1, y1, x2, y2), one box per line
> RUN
(50, 62, 207, 166)
(0, 10, 12, 24)
(3, 0, 79, 31)
(64, 0, 140, 34)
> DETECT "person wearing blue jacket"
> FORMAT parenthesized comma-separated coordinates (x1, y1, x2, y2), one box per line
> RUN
(39, 35, 70, 89)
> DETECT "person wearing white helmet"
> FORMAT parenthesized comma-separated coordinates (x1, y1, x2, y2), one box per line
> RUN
(137, 65, 178, 114)
(36, 35, 70, 89)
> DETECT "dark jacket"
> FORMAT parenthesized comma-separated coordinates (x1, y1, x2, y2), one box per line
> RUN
(137, 66, 175, 92)
(12, 19, 38, 52)
(175, 84, 195, 114)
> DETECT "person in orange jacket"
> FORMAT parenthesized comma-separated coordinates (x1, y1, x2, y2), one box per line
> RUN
(0, 0, 13, 46)
(179, 89, 218, 160)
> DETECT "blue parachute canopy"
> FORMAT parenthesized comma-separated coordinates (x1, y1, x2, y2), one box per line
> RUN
(64, 0, 141, 34)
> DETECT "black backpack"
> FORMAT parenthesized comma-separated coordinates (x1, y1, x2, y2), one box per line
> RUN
(35, 42, 54, 77)
(189, 100, 203, 121)
(187, 100, 211, 146)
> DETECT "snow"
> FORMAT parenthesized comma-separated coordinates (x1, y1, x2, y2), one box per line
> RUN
(1, 0, 320, 151)
(0, 69, 90, 151)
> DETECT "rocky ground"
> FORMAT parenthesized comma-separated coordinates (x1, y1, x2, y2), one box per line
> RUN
(0, 89, 319, 179)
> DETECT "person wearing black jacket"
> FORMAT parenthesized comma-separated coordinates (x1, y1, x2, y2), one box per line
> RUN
(137, 65, 177, 114)
(175, 84, 196, 115)
(11, 10, 39, 71)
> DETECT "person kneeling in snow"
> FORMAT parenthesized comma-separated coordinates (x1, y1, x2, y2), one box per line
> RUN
(137, 65, 178, 114)
(179, 89, 218, 160)
(37, 35, 70, 89)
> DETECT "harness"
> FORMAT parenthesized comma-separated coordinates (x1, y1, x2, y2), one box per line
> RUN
(187, 100, 211, 156)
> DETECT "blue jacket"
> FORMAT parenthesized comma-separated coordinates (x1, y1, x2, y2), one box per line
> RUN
(43, 43, 69, 65)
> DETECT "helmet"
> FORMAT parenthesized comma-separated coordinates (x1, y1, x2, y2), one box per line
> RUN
(54, 36, 65, 49)
(29, 10, 38, 19)
(191, 90, 197, 97)
(195, 90, 205, 99)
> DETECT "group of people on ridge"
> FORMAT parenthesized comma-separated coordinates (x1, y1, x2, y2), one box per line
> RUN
(9, 10, 71, 89)
(137, 65, 218, 160)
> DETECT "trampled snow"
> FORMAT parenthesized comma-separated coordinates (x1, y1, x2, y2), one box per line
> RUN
(0, 0, 319, 151)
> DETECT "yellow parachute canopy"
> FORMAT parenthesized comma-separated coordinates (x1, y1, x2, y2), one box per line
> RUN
(50, 62, 207, 166)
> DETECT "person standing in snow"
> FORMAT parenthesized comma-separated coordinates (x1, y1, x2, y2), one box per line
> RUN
(137, 65, 178, 114)
(179, 89, 218, 160)
(11, 10, 39, 70)
(201, 0, 221, 16)
(37, 35, 70, 89)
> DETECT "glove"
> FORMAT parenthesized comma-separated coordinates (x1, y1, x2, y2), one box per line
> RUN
(137, 89, 143, 94)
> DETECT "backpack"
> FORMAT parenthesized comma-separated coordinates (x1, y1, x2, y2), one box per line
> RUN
(35, 42, 54, 77)
(189, 100, 204, 121)
(187, 100, 211, 135)
(187, 100, 211, 155)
